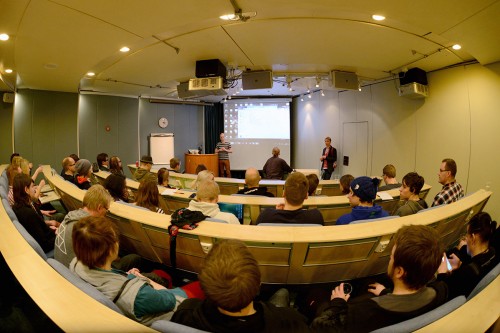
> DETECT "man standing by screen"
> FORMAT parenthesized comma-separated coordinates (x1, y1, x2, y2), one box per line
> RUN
(320, 136, 337, 180)
(215, 132, 232, 177)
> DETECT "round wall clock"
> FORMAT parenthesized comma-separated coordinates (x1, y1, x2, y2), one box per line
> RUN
(158, 117, 168, 128)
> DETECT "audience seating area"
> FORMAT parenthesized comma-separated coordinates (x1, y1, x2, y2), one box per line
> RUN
(1, 164, 498, 332)
(96, 170, 431, 225)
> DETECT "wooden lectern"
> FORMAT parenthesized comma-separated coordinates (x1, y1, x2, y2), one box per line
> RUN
(185, 153, 219, 176)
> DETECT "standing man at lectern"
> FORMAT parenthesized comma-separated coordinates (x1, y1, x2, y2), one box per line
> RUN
(320, 136, 337, 180)
(215, 132, 232, 178)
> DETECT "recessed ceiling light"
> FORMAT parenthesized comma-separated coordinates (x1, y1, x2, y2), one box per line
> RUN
(86, 72, 95, 77)
(5, 69, 13, 73)
(0, 33, 9, 41)
(372, 14, 385, 21)
(452, 44, 462, 50)
(120, 46, 130, 53)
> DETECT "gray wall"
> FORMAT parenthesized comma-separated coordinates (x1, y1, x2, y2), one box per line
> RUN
(0, 98, 13, 164)
(78, 94, 139, 178)
(13, 89, 78, 173)
(139, 99, 204, 170)
(293, 62, 500, 220)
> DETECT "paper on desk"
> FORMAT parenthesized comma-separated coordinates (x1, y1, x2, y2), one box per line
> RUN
(377, 191, 393, 200)
(161, 188, 178, 195)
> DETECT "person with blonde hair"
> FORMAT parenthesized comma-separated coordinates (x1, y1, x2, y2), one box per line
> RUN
(61, 156, 76, 183)
(190, 169, 214, 190)
(237, 168, 274, 197)
(187, 180, 239, 224)
(55, 184, 113, 267)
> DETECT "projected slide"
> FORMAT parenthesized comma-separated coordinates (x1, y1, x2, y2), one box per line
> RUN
(223, 99, 291, 170)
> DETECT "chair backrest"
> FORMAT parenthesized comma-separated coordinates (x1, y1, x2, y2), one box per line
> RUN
(370, 295, 466, 333)
(151, 319, 211, 333)
(467, 261, 500, 300)
(47, 258, 123, 314)
(205, 217, 228, 223)
(350, 215, 399, 224)
(218, 202, 244, 223)
(258, 223, 323, 227)
(11, 218, 48, 260)
(2, 198, 17, 222)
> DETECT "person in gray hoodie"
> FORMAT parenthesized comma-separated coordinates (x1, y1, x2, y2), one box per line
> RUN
(55, 184, 112, 267)
(187, 180, 239, 224)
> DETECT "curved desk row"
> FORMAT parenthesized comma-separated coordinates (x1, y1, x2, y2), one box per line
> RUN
(128, 164, 345, 196)
(47, 166, 488, 285)
(97, 170, 431, 225)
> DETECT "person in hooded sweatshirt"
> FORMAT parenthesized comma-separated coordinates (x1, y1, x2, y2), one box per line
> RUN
(336, 176, 389, 225)
(187, 179, 239, 224)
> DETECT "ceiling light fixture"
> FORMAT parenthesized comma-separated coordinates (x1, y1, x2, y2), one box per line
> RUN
(321, 90, 325, 97)
(219, 9, 257, 22)
(315, 76, 321, 88)
(372, 14, 385, 21)
(452, 44, 462, 50)
(86, 72, 95, 77)
(5, 69, 13, 74)
(308, 94, 312, 99)
(286, 75, 292, 91)
(120, 46, 130, 53)
(0, 33, 9, 41)
(300, 97, 304, 102)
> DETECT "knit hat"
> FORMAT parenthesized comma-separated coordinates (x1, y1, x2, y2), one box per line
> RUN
(75, 159, 92, 176)
(350, 176, 380, 202)
(140, 155, 153, 164)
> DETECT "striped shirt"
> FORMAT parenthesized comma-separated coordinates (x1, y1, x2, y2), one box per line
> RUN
(216, 141, 231, 160)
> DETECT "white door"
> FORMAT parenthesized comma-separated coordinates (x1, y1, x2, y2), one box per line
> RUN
(341, 122, 369, 177)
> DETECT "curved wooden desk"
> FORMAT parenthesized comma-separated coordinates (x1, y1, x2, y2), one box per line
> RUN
(48, 166, 489, 285)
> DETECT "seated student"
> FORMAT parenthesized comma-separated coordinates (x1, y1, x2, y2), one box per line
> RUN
(339, 174, 354, 195)
(12, 173, 59, 253)
(195, 164, 207, 174)
(109, 156, 125, 176)
(336, 176, 389, 225)
(437, 212, 498, 299)
(378, 164, 402, 191)
(256, 172, 324, 225)
(262, 147, 293, 180)
(392, 172, 428, 216)
(172, 240, 310, 333)
(311, 225, 447, 332)
(169, 157, 181, 173)
(187, 180, 239, 224)
(74, 159, 93, 190)
(61, 156, 76, 183)
(70, 215, 187, 325)
(190, 170, 214, 191)
(306, 173, 319, 196)
(134, 179, 167, 214)
(96, 153, 110, 171)
(133, 155, 157, 183)
(6, 164, 22, 206)
(237, 168, 274, 197)
(157, 167, 172, 188)
(104, 173, 129, 202)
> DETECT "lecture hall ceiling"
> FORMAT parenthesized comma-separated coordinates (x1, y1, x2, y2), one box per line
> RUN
(0, 0, 499, 101)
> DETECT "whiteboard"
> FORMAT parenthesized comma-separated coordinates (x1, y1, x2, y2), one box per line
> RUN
(150, 133, 174, 165)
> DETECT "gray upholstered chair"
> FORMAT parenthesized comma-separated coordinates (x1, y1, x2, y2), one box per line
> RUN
(467, 262, 500, 300)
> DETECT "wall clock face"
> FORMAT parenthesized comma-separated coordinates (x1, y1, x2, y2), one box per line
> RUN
(158, 117, 168, 128)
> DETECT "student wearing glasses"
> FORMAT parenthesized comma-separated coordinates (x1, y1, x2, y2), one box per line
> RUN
(432, 158, 464, 207)
(61, 156, 77, 183)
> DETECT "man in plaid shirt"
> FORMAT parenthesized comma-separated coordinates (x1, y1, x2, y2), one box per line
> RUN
(431, 158, 464, 207)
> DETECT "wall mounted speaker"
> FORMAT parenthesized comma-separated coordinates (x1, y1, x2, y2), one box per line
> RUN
(2, 93, 14, 103)
(242, 71, 273, 90)
(332, 71, 359, 90)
